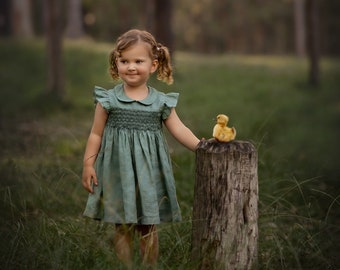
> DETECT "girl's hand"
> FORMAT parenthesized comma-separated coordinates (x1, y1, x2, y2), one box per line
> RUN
(82, 165, 98, 193)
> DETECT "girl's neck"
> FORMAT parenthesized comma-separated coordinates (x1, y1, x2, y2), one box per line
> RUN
(123, 84, 149, 101)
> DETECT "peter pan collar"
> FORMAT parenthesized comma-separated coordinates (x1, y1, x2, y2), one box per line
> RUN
(114, 84, 157, 105)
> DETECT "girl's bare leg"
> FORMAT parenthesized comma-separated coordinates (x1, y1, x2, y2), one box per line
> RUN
(136, 225, 159, 267)
(114, 224, 134, 268)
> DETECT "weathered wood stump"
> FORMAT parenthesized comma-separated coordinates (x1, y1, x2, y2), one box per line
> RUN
(192, 139, 258, 270)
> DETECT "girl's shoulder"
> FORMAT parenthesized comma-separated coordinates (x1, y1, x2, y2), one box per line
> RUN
(93, 85, 121, 110)
(94, 84, 121, 96)
(149, 86, 179, 106)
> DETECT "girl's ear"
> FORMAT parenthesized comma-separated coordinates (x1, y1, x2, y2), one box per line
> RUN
(150, 59, 158, 73)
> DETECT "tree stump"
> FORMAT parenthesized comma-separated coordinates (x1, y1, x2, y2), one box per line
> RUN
(192, 139, 258, 270)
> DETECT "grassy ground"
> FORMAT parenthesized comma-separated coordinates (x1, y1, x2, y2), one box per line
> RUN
(0, 39, 339, 269)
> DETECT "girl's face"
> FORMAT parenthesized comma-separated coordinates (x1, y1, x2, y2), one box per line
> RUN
(116, 42, 158, 88)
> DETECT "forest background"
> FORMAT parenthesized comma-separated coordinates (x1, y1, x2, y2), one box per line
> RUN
(3, 0, 339, 98)
(3, 0, 340, 55)
(1, 0, 339, 269)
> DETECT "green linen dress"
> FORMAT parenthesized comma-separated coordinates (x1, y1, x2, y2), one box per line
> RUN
(83, 84, 182, 224)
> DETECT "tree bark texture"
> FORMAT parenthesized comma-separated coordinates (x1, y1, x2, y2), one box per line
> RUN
(192, 139, 258, 270)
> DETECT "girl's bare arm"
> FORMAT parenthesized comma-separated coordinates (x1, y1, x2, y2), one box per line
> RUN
(164, 108, 200, 151)
(82, 103, 108, 193)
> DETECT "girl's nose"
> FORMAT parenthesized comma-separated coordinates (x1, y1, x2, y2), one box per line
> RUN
(128, 64, 136, 71)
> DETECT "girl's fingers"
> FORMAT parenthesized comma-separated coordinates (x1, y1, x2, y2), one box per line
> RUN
(92, 175, 98, 186)
(83, 176, 94, 193)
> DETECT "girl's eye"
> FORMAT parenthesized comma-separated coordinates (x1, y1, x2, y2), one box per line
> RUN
(136, 60, 143, 64)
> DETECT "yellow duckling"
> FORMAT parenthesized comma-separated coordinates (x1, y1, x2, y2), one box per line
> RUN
(213, 114, 236, 142)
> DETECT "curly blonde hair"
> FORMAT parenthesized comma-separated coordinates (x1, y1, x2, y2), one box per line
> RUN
(109, 29, 173, 85)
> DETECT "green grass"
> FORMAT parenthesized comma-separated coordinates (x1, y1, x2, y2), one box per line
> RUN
(0, 39, 339, 269)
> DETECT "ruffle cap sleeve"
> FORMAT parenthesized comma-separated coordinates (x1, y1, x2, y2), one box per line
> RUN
(161, 92, 179, 120)
(93, 86, 111, 111)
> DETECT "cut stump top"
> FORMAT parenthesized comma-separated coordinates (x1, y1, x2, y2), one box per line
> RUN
(197, 138, 256, 154)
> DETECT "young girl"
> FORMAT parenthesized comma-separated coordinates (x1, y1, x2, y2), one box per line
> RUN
(82, 29, 200, 267)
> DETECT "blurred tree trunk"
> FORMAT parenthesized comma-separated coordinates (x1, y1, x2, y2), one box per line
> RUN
(155, 0, 174, 52)
(45, 0, 65, 100)
(306, 0, 320, 86)
(65, 0, 84, 39)
(0, 0, 11, 36)
(143, 0, 155, 34)
(294, 0, 306, 57)
(118, 2, 131, 33)
(11, 0, 34, 38)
